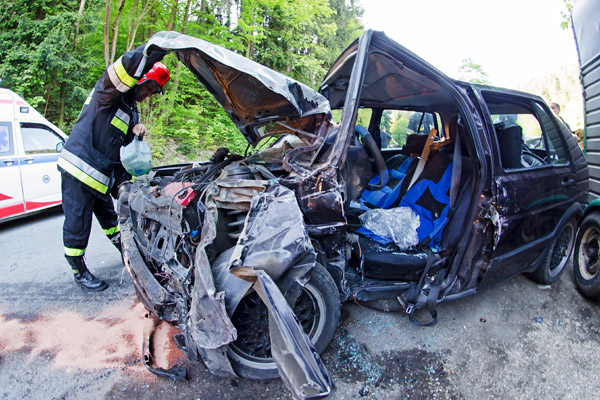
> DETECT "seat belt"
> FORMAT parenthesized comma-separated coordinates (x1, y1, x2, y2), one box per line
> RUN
(406, 130, 463, 327)
(408, 268, 445, 327)
(401, 247, 445, 327)
(407, 129, 437, 191)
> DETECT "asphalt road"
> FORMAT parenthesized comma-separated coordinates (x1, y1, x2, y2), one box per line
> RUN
(1, 207, 599, 399)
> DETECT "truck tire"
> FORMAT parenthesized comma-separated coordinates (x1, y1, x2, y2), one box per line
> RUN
(574, 212, 600, 297)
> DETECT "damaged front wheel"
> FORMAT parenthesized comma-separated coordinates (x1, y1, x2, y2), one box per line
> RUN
(227, 263, 340, 379)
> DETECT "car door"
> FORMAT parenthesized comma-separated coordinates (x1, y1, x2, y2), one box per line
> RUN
(0, 120, 25, 219)
(17, 123, 64, 211)
(478, 90, 577, 286)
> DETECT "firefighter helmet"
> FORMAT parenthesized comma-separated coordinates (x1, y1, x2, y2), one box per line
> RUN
(137, 62, 170, 94)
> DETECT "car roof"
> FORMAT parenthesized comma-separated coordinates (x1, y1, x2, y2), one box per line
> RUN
(320, 30, 456, 112)
(468, 83, 545, 103)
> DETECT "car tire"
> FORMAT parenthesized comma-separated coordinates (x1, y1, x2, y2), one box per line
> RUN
(526, 218, 576, 284)
(227, 262, 340, 380)
(574, 212, 600, 297)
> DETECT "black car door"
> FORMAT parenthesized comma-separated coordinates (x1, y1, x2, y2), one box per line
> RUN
(478, 90, 576, 287)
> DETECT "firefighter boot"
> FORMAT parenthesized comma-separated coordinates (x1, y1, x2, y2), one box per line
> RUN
(66, 255, 109, 292)
(109, 232, 122, 255)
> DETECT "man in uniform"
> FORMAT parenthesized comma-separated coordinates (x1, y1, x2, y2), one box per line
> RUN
(57, 44, 170, 291)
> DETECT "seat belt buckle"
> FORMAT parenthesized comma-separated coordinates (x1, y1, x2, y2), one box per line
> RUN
(396, 295, 415, 315)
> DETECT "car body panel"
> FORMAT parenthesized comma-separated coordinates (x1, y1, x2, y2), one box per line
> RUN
(119, 171, 332, 396)
(18, 126, 65, 207)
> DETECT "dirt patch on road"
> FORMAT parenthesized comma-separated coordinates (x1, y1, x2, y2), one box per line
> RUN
(0, 303, 148, 371)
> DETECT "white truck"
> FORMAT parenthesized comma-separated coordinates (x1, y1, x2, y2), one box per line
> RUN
(0, 88, 67, 222)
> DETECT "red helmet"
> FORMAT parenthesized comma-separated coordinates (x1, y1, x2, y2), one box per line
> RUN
(137, 62, 170, 93)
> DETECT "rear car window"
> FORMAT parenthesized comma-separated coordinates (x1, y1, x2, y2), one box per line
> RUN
(483, 93, 569, 170)
(379, 110, 441, 149)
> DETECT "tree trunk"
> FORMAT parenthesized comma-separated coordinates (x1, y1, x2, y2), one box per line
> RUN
(103, 0, 111, 67)
(246, 39, 254, 60)
(59, 81, 65, 129)
(126, 0, 139, 48)
(127, 0, 160, 51)
(73, 0, 86, 52)
(161, 0, 191, 117)
(166, 0, 179, 31)
(182, 0, 192, 34)
(109, 0, 126, 64)
(224, 0, 231, 28)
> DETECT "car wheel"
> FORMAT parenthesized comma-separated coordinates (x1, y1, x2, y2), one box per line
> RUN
(227, 262, 340, 380)
(526, 218, 576, 284)
(574, 212, 600, 297)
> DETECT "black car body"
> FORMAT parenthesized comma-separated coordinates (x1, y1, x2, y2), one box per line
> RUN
(118, 30, 588, 398)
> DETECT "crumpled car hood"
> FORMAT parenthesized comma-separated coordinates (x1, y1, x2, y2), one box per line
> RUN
(146, 31, 331, 146)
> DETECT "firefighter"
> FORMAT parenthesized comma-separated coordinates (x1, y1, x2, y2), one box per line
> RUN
(57, 43, 170, 291)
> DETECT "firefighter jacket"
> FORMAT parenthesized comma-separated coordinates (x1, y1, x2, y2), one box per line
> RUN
(58, 44, 164, 195)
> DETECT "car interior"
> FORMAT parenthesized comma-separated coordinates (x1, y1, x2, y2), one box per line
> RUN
(341, 109, 475, 283)
(319, 42, 478, 284)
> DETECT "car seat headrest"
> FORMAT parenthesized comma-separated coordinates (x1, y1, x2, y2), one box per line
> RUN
(403, 134, 430, 155)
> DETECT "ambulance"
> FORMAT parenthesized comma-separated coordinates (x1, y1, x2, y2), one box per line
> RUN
(0, 88, 67, 222)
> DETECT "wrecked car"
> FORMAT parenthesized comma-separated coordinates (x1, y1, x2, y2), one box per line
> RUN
(117, 30, 588, 398)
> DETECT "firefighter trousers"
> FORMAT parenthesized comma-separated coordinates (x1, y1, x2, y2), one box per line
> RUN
(61, 173, 120, 257)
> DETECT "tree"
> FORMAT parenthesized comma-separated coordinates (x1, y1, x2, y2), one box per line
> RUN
(73, 0, 87, 51)
(0, 0, 365, 162)
(248, 0, 337, 87)
(561, 0, 577, 30)
(457, 58, 491, 85)
(125, 0, 160, 51)
(0, 0, 95, 129)
(516, 65, 583, 131)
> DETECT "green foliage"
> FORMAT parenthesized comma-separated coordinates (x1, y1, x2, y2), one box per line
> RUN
(0, 0, 96, 129)
(140, 61, 245, 163)
(561, 0, 577, 30)
(457, 58, 490, 85)
(380, 110, 412, 148)
(251, 0, 336, 86)
(0, 0, 364, 162)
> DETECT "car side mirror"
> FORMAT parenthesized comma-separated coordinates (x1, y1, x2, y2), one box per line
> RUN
(56, 141, 64, 153)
